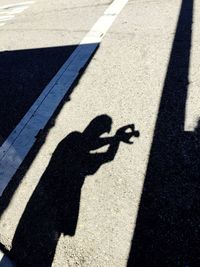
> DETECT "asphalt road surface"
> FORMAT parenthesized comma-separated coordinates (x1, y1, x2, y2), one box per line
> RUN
(0, 0, 200, 266)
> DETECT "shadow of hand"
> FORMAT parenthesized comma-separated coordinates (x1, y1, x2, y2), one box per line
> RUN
(116, 124, 140, 144)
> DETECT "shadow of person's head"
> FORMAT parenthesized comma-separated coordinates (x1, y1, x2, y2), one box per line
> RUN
(83, 114, 112, 139)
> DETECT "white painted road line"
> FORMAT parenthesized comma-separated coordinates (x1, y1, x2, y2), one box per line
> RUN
(0, 0, 129, 195)
(0, 16, 14, 22)
(0, 254, 15, 267)
(0, 1, 34, 26)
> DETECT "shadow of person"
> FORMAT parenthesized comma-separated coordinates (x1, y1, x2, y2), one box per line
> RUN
(10, 115, 139, 267)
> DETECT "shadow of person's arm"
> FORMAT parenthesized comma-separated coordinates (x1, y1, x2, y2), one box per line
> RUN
(92, 136, 120, 163)
(90, 124, 139, 150)
(86, 124, 139, 174)
(96, 124, 139, 161)
(89, 136, 115, 150)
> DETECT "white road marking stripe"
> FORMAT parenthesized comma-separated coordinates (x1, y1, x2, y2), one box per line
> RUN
(0, 0, 129, 195)
(0, 1, 34, 27)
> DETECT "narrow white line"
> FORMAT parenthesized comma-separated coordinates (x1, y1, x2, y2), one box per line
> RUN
(0, 0, 129, 195)
(0, 1, 34, 10)
(0, 16, 14, 22)
(0, 250, 15, 267)
(0, 7, 29, 15)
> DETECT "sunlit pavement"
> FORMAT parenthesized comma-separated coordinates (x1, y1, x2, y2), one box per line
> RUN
(0, 0, 200, 266)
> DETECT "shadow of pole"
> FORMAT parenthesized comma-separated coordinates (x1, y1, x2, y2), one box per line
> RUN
(127, 0, 198, 266)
